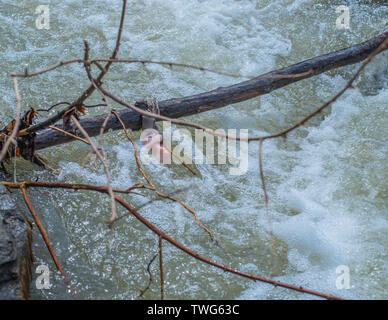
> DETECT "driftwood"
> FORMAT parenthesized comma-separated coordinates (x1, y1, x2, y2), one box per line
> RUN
(34, 30, 388, 151)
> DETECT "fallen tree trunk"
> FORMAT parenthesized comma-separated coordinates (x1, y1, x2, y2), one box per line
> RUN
(35, 31, 388, 151)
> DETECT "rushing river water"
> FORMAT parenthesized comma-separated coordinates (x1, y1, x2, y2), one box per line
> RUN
(1, 0, 387, 300)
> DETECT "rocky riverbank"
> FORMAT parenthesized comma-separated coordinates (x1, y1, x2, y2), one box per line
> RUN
(0, 177, 33, 300)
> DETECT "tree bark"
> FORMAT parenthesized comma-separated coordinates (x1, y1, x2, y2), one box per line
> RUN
(35, 31, 388, 151)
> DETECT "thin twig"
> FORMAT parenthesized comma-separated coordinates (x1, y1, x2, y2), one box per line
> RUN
(20, 184, 77, 299)
(109, 187, 190, 225)
(10, 58, 313, 81)
(37, 102, 107, 113)
(71, 115, 117, 223)
(258, 138, 278, 275)
(48, 126, 91, 146)
(82, 40, 113, 169)
(259, 38, 388, 142)
(163, 143, 196, 175)
(11, 59, 83, 78)
(91, 59, 253, 79)
(159, 236, 164, 300)
(138, 245, 161, 298)
(0, 77, 21, 162)
(3, 180, 151, 195)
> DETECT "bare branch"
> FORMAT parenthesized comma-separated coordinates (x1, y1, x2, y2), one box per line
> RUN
(48, 125, 91, 146)
(139, 245, 161, 298)
(3, 180, 344, 300)
(20, 184, 77, 299)
(258, 138, 278, 275)
(110, 187, 190, 225)
(11, 59, 83, 78)
(159, 236, 164, 300)
(0, 77, 21, 162)
(71, 115, 117, 222)
(81, 40, 113, 169)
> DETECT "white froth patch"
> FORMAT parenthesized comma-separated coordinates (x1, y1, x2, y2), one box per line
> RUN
(274, 214, 344, 266)
(240, 76, 387, 299)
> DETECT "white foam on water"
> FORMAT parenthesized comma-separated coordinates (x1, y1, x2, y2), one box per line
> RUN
(239, 85, 388, 300)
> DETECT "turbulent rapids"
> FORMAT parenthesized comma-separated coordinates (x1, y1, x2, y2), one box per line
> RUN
(0, 0, 387, 299)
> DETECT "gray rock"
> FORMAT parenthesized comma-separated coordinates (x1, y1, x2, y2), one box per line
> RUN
(0, 180, 33, 300)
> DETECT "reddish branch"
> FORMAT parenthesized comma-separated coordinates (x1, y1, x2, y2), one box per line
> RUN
(2, 181, 344, 300)
(158, 236, 164, 300)
(19, 184, 77, 299)
(258, 138, 278, 276)
(71, 115, 118, 222)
